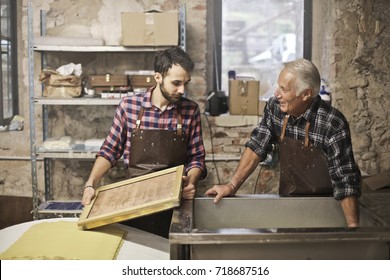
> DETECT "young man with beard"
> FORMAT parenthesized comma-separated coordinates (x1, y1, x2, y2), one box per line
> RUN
(82, 47, 207, 237)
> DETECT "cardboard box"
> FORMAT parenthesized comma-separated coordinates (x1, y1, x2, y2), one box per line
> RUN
(229, 80, 259, 115)
(362, 173, 390, 193)
(121, 11, 178, 46)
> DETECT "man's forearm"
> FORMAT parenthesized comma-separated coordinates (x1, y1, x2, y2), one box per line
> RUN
(230, 147, 261, 191)
(186, 167, 203, 187)
(340, 195, 359, 227)
(85, 156, 112, 187)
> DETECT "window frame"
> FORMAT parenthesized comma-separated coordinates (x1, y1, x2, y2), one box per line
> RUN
(0, 0, 19, 126)
(208, 0, 312, 92)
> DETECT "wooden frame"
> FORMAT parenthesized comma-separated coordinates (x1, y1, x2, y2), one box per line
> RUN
(78, 165, 184, 230)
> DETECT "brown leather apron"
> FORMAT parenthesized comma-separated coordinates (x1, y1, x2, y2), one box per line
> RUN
(278, 115, 333, 196)
(128, 106, 187, 178)
(123, 106, 187, 238)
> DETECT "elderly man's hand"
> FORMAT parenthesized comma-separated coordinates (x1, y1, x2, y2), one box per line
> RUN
(205, 184, 236, 203)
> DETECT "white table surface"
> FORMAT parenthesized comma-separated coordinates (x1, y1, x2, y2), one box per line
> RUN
(0, 218, 170, 260)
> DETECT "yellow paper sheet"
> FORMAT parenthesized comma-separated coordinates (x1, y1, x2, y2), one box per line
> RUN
(0, 221, 126, 260)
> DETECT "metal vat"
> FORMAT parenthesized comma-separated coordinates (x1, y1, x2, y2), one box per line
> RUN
(169, 195, 390, 259)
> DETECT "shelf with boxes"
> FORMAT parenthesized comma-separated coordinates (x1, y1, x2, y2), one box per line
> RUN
(27, 1, 187, 218)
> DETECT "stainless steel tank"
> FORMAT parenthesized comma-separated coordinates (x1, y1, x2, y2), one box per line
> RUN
(169, 195, 390, 259)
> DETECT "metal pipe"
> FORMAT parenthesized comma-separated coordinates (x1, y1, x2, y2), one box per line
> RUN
(0, 155, 240, 162)
(0, 156, 43, 161)
(205, 155, 241, 162)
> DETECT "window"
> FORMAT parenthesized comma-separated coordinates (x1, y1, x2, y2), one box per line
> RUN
(211, 0, 311, 95)
(0, 0, 18, 126)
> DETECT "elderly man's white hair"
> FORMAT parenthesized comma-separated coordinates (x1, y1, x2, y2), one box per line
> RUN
(283, 58, 321, 97)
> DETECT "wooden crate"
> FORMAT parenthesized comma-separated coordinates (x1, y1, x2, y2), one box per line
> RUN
(89, 74, 128, 87)
(130, 74, 156, 88)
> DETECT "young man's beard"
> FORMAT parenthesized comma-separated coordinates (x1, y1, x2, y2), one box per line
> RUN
(159, 81, 181, 103)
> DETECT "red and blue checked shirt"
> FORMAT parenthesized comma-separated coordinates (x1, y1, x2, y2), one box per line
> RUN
(246, 95, 361, 200)
(98, 87, 207, 178)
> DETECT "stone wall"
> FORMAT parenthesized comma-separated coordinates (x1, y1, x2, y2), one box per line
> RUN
(313, 0, 389, 176)
(330, 0, 390, 174)
(0, 0, 389, 203)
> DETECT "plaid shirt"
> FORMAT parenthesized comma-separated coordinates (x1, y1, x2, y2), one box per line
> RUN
(98, 87, 207, 178)
(246, 95, 361, 200)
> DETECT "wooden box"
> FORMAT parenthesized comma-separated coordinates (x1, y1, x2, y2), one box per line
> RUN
(89, 74, 129, 87)
(78, 165, 184, 230)
(130, 74, 156, 89)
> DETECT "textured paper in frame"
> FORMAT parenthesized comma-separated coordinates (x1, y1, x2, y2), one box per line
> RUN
(78, 165, 183, 230)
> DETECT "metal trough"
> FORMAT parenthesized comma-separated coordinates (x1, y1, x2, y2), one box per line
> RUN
(169, 195, 390, 259)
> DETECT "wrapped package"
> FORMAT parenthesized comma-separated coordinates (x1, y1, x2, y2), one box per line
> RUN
(39, 68, 82, 98)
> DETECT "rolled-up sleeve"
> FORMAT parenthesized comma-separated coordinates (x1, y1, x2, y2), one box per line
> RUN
(97, 100, 128, 167)
(326, 126, 361, 200)
(245, 102, 277, 161)
(185, 106, 207, 179)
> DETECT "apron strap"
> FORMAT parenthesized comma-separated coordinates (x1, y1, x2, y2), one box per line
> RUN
(135, 106, 183, 135)
(279, 114, 310, 148)
(135, 107, 145, 132)
(304, 121, 310, 147)
(176, 106, 183, 136)
(279, 115, 290, 141)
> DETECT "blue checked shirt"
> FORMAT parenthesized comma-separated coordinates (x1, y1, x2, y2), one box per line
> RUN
(246, 95, 361, 200)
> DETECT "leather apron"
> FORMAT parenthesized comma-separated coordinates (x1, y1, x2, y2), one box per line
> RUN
(123, 106, 187, 238)
(278, 115, 333, 196)
(127, 106, 187, 178)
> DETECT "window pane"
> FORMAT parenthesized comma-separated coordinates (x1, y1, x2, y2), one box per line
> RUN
(1, 3, 10, 37)
(1, 0, 16, 124)
(222, 0, 304, 95)
(2, 40, 12, 119)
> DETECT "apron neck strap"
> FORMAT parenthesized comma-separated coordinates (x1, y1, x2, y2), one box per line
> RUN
(176, 105, 183, 136)
(135, 107, 146, 131)
(279, 115, 310, 147)
(135, 106, 183, 136)
(304, 121, 310, 147)
(280, 115, 290, 141)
